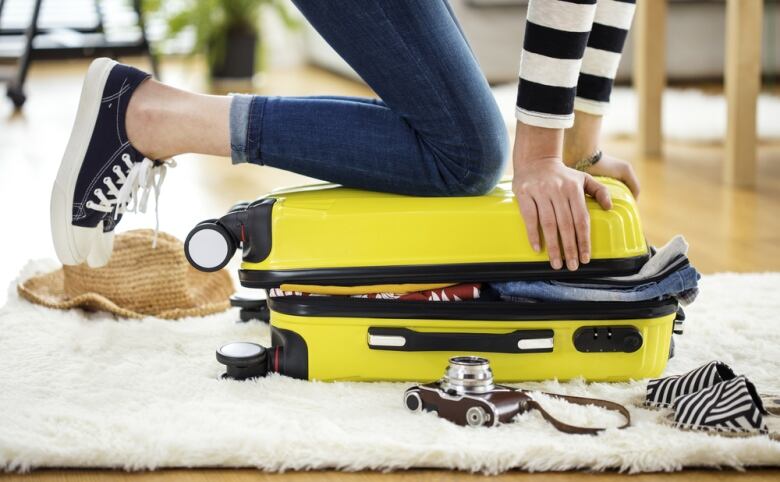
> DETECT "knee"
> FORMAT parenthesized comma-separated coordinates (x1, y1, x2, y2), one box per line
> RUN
(439, 122, 509, 197)
(466, 128, 510, 195)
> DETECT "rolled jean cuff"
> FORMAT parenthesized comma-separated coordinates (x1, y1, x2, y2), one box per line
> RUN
(229, 94, 264, 165)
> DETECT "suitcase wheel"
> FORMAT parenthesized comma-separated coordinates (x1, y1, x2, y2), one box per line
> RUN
(184, 220, 237, 272)
(216, 342, 269, 380)
(230, 295, 270, 323)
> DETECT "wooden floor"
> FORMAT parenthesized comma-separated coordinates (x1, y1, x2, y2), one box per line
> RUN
(0, 58, 779, 480)
(2, 469, 780, 481)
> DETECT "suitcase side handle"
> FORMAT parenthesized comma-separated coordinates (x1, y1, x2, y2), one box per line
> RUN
(367, 328, 554, 354)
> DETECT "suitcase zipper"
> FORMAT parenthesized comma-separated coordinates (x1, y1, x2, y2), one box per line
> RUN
(238, 255, 651, 288)
(547, 255, 690, 288)
(267, 296, 678, 321)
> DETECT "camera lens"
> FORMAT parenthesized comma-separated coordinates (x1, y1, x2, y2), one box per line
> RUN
(441, 356, 495, 394)
(450, 356, 490, 366)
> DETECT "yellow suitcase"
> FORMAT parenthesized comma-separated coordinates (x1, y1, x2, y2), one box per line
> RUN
(186, 178, 681, 382)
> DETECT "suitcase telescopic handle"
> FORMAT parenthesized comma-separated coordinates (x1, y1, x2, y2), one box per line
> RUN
(367, 328, 554, 353)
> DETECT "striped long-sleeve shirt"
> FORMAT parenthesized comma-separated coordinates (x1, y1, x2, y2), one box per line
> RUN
(516, 0, 637, 129)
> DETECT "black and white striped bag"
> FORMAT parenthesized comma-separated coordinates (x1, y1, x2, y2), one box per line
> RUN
(645, 361, 735, 409)
(671, 376, 769, 435)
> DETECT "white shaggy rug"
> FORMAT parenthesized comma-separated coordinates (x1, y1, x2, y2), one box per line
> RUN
(493, 85, 780, 142)
(1, 260, 779, 474)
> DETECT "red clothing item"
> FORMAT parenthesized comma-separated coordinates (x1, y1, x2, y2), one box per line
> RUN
(269, 283, 481, 301)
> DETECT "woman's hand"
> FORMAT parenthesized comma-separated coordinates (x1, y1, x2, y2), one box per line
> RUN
(513, 157, 612, 271)
(563, 110, 640, 199)
(583, 154, 640, 199)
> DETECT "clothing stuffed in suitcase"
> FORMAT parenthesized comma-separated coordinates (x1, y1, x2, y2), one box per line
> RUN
(186, 178, 681, 382)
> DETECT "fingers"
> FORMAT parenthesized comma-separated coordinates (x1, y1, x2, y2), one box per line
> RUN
(536, 199, 562, 270)
(583, 174, 612, 210)
(568, 194, 591, 264)
(621, 164, 641, 199)
(515, 192, 541, 252)
(552, 194, 579, 271)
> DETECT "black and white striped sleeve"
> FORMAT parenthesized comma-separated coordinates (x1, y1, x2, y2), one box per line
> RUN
(574, 0, 636, 115)
(516, 0, 598, 129)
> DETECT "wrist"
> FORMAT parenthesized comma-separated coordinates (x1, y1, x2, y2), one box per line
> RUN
(513, 121, 564, 165)
(572, 149, 603, 172)
(564, 142, 599, 167)
(514, 156, 565, 175)
(563, 111, 602, 167)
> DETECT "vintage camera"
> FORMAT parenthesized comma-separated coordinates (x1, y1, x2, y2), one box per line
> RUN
(403, 356, 532, 427)
(404, 356, 631, 432)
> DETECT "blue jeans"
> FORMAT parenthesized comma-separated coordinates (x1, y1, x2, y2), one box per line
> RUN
(492, 266, 701, 304)
(229, 0, 508, 196)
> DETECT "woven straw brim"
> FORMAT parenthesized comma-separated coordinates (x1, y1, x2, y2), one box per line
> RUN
(18, 230, 234, 319)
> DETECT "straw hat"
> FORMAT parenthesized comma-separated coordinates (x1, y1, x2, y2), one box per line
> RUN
(18, 229, 234, 319)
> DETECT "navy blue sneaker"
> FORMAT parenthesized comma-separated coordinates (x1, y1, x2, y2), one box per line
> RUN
(51, 58, 174, 267)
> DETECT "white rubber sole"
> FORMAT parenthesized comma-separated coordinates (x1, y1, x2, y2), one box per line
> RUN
(86, 228, 114, 268)
(51, 57, 117, 266)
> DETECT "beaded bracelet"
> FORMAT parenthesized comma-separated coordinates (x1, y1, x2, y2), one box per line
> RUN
(573, 149, 603, 172)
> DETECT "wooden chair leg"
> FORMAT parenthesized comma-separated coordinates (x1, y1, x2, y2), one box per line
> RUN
(724, 0, 763, 187)
(633, 0, 667, 159)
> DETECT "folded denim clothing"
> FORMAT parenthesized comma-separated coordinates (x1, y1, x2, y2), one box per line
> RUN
(677, 287, 699, 306)
(494, 265, 699, 305)
(269, 283, 481, 301)
(544, 235, 691, 290)
(600, 235, 689, 283)
(491, 235, 700, 305)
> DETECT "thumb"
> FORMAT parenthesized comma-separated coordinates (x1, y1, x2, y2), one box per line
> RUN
(583, 174, 612, 210)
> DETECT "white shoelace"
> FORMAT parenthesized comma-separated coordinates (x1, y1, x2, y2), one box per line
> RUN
(86, 153, 176, 247)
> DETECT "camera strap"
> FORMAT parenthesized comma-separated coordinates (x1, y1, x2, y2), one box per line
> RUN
(524, 392, 632, 435)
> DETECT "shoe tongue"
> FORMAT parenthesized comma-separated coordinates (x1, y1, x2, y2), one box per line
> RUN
(714, 361, 737, 383)
(126, 145, 145, 164)
(739, 376, 769, 415)
(109, 63, 151, 149)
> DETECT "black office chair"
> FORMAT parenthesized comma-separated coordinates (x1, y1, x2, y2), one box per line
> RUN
(0, 0, 158, 108)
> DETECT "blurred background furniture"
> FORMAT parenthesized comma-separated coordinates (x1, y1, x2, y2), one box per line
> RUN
(724, 0, 764, 187)
(304, 1, 779, 85)
(1, 5, 780, 479)
(635, 0, 765, 188)
(0, 0, 157, 108)
(304, 0, 776, 188)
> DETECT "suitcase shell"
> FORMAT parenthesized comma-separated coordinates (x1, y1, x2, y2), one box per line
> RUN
(234, 177, 649, 288)
(186, 178, 679, 382)
(267, 296, 678, 382)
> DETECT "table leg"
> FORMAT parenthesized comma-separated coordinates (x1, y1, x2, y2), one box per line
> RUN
(634, 0, 667, 159)
(724, 0, 763, 187)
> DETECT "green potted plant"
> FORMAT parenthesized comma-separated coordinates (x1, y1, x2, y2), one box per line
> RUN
(146, 0, 298, 81)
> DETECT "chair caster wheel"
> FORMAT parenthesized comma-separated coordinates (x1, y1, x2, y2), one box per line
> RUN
(7, 87, 26, 109)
